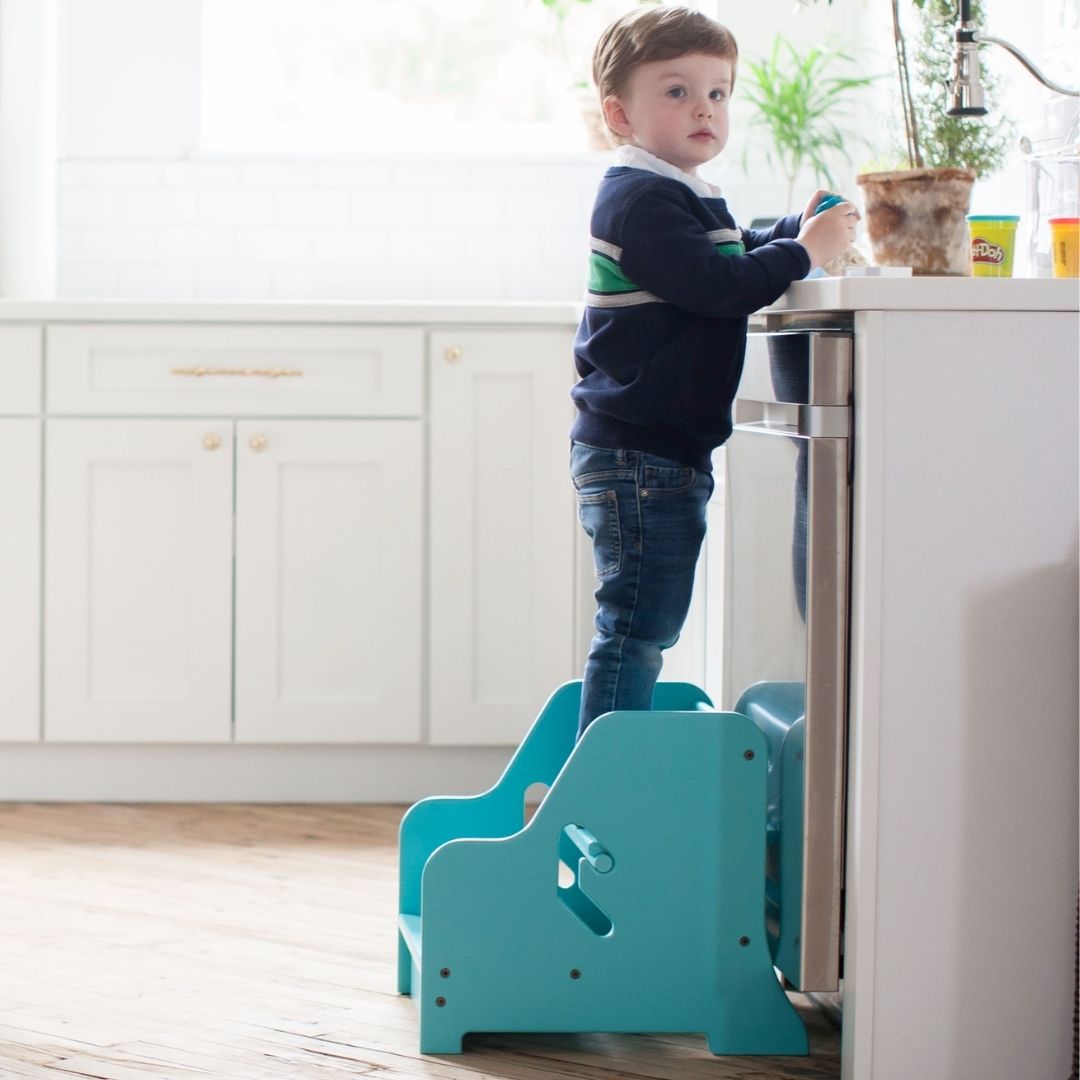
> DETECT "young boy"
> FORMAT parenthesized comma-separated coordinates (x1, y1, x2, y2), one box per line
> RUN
(571, 6, 857, 737)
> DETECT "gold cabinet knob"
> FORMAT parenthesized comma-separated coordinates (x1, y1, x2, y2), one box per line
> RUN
(443, 345, 463, 363)
(249, 434, 269, 453)
(202, 433, 222, 452)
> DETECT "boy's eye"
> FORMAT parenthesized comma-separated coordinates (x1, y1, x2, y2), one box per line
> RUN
(710, 88, 729, 101)
(665, 86, 687, 99)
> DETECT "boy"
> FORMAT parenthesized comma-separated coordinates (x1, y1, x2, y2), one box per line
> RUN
(571, 6, 857, 737)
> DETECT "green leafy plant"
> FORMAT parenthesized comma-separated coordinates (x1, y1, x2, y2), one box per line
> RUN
(741, 36, 879, 212)
(905, 0, 1013, 175)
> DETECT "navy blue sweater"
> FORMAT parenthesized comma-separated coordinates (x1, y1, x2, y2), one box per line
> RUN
(571, 166, 810, 471)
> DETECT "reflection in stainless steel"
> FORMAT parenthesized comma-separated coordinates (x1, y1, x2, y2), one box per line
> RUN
(723, 331, 851, 992)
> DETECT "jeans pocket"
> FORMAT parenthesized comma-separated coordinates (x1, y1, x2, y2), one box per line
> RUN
(577, 489, 621, 578)
(642, 461, 695, 494)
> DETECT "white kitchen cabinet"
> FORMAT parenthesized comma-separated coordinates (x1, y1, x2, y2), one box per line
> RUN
(429, 328, 577, 745)
(0, 420, 42, 741)
(46, 324, 423, 417)
(44, 419, 234, 742)
(234, 419, 423, 743)
(0, 325, 42, 412)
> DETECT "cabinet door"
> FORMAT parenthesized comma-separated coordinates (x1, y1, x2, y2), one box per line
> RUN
(430, 329, 577, 745)
(234, 420, 422, 742)
(44, 420, 233, 742)
(0, 420, 41, 741)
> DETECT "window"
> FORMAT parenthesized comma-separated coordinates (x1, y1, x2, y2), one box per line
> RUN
(200, 0, 651, 153)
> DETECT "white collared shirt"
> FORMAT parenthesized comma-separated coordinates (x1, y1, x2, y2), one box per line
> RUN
(612, 145, 724, 200)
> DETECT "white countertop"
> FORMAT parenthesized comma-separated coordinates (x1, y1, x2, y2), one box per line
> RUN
(0, 300, 582, 325)
(770, 275, 1079, 313)
(0, 278, 1075, 323)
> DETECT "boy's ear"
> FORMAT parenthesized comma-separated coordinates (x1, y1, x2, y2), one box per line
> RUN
(601, 95, 633, 139)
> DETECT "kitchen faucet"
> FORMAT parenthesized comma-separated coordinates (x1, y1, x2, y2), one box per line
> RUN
(947, 0, 1079, 117)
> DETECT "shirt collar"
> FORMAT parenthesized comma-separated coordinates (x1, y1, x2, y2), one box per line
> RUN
(612, 145, 724, 199)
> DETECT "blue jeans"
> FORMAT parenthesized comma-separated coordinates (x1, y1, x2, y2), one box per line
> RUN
(571, 441, 713, 738)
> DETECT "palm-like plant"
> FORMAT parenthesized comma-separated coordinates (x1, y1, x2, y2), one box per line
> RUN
(741, 36, 879, 212)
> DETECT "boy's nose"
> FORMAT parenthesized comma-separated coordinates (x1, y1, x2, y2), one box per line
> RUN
(695, 99, 712, 119)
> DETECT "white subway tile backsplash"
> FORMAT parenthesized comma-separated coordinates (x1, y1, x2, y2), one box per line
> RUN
(160, 227, 234, 264)
(60, 188, 120, 226)
(464, 229, 516, 267)
(427, 188, 505, 229)
(310, 228, 391, 266)
(390, 227, 467, 267)
(392, 162, 470, 189)
(162, 162, 242, 188)
(235, 228, 312, 264)
(428, 265, 506, 302)
(80, 226, 159, 262)
(274, 188, 352, 226)
(239, 162, 318, 188)
(351, 187, 432, 229)
(57, 228, 83, 262)
(543, 228, 588, 268)
(317, 162, 394, 188)
(82, 161, 162, 187)
(200, 189, 274, 226)
(58, 161, 86, 187)
(57, 262, 119, 298)
(196, 265, 273, 299)
(120, 189, 199, 226)
(354, 265, 430, 300)
(56, 155, 604, 301)
(116, 264, 196, 299)
(503, 263, 581, 301)
(274, 265, 357, 300)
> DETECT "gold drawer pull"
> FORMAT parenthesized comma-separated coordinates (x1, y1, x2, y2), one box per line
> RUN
(202, 433, 222, 452)
(171, 366, 304, 378)
(443, 346, 463, 363)
(248, 434, 269, 453)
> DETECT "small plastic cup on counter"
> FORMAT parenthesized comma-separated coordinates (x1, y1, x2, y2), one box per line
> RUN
(1048, 217, 1079, 278)
(967, 215, 1020, 277)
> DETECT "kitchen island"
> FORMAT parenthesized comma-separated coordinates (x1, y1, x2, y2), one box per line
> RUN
(765, 277, 1078, 1080)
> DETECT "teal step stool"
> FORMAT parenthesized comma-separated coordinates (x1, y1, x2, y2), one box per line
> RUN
(396, 680, 808, 1056)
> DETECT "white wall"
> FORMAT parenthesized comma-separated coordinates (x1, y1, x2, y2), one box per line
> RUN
(5, 0, 1073, 299)
(0, 0, 58, 298)
(59, 0, 200, 158)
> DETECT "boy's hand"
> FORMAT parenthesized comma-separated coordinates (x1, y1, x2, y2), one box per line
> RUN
(800, 189, 834, 224)
(796, 202, 861, 270)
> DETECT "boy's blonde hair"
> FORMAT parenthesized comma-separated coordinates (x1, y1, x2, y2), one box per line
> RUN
(593, 7, 738, 139)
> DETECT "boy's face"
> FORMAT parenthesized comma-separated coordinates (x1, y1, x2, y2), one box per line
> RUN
(603, 52, 733, 175)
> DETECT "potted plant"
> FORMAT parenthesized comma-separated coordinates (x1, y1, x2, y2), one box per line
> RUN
(856, 0, 1013, 274)
(741, 35, 879, 215)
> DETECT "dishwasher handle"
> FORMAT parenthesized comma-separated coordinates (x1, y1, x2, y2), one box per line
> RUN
(734, 398, 850, 439)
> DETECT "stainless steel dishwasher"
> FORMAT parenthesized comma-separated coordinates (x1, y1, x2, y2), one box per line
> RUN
(721, 323, 852, 993)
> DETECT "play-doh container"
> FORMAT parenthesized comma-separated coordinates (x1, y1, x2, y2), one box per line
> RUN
(966, 215, 1019, 277)
(1048, 217, 1079, 277)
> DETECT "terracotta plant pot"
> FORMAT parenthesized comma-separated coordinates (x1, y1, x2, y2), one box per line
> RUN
(856, 167, 977, 276)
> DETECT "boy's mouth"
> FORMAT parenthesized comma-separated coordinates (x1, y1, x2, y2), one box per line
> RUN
(689, 130, 715, 143)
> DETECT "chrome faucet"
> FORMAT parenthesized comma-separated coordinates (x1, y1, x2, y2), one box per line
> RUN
(947, 0, 1078, 117)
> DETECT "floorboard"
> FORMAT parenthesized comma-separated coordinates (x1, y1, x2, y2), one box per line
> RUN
(0, 804, 840, 1079)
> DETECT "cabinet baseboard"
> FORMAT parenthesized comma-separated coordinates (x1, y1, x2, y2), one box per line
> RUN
(0, 744, 514, 803)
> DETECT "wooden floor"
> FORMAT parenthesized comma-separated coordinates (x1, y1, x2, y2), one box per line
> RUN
(0, 804, 840, 1080)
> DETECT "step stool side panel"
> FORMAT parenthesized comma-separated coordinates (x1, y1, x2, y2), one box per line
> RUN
(410, 707, 806, 1054)
(398, 681, 581, 916)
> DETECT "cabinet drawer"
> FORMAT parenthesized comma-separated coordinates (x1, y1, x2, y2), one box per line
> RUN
(46, 324, 424, 416)
(0, 326, 42, 414)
